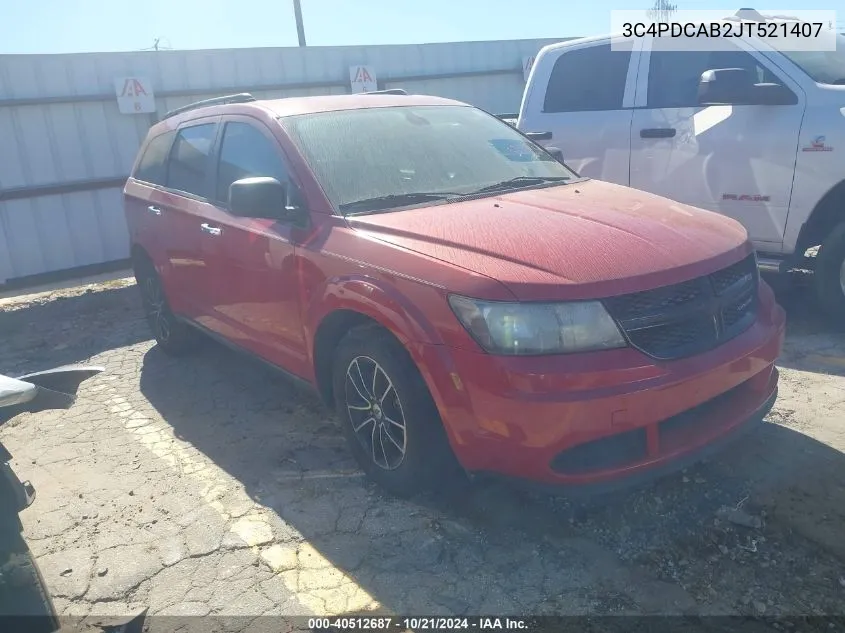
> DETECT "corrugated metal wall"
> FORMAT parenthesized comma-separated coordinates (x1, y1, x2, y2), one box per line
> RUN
(0, 37, 570, 285)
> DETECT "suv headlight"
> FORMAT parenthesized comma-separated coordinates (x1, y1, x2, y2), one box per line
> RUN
(448, 295, 627, 355)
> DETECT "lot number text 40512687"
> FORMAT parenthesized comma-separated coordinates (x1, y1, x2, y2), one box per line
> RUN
(308, 617, 528, 631)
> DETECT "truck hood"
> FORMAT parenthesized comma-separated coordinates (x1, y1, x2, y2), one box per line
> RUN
(346, 179, 751, 301)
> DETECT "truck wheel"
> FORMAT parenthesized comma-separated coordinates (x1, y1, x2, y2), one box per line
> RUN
(814, 222, 845, 329)
(331, 325, 461, 497)
(135, 260, 199, 355)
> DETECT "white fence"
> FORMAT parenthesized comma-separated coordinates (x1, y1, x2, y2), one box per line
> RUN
(0, 38, 570, 285)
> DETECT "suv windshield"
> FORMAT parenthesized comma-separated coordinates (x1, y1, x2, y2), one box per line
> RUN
(280, 104, 577, 215)
(779, 33, 845, 84)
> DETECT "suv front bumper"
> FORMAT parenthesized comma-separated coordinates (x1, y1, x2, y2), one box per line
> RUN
(420, 283, 786, 487)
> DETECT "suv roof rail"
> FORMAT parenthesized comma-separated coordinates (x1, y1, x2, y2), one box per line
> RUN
(362, 89, 407, 95)
(163, 93, 256, 120)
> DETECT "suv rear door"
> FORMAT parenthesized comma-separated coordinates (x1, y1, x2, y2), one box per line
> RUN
(629, 37, 805, 251)
(517, 39, 638, 183)
(200, 116, 309, 375)
(125, 129, 176, 279)
(161, 118, 220, 321)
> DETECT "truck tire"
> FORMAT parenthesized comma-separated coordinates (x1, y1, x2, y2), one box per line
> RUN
(814, 222, 845, 329)
(331, 325, 461, 497)
(134, 259, 199, 355)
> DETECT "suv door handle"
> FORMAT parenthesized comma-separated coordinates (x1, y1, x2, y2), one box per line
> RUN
(640, 128, 676, 139)
(147, 205, 162, 216)
(525, 131, 553, 141)
(200, 223, 222, 237)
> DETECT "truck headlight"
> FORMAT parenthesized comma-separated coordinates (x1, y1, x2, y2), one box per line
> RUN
(448, 295, 627, 355)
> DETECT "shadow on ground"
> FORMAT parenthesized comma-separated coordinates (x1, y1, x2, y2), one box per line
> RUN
(0, 286, 148, 376)
(3, 270, 844, 616)
(138, 328, 845, 616)
(765, 272, 845, 377)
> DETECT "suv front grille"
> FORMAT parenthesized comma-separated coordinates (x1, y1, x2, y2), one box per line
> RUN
(604, 254, 759, 361)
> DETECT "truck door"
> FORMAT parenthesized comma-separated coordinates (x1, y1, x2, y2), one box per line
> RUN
(517, 39, 639, 185)
(629, 37, 805, 252)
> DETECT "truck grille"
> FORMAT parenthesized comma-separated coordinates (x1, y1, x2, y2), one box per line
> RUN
(603, 254, 759, 361)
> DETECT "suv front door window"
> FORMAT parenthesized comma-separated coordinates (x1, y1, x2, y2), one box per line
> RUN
(215, 122, 290, 204)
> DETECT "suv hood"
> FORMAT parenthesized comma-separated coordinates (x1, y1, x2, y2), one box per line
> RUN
(347, 179, 751, 301)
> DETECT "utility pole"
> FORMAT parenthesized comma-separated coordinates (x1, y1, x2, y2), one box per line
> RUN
(647, 0, 678, 24)
(293, 0, 307, 47)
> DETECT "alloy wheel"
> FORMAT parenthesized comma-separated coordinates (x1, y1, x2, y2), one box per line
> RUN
(142, 275, 171, 343)
(344, 355, 407, 470)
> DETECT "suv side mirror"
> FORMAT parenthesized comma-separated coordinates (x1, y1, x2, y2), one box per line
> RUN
(229, 177, 305, 223)
(698, 68, 795, 106)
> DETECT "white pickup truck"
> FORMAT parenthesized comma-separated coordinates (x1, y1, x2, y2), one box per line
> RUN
(516, 10, 845, 324)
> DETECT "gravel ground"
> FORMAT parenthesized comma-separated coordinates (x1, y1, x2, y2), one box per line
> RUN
(0, 272, 844, 630)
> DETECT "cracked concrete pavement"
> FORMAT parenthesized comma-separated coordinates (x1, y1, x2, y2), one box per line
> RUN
(1, 272, 844, 629)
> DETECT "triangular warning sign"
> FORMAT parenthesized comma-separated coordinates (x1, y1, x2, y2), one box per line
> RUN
(354, 67, 373, 83)
(120, 78, 148, 97)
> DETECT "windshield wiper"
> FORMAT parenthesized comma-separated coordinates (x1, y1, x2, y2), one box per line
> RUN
(470, 176, 570, 195)
(341, 192, 462, 216)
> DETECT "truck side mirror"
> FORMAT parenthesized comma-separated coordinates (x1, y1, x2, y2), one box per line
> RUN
(698, 68, 754, 105)
(547, 147, 565, 163)
(698, 68, 796, 106)
(748, 82, 797, 106)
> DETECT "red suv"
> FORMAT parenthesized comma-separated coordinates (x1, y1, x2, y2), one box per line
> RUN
(124, 91, 785, 496)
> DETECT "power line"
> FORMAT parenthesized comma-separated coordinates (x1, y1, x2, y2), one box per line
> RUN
(140, 37, 172, 52)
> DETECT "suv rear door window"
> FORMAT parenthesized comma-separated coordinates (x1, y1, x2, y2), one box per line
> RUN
(166, 123, 216, 198)
(215, 122, 288, 203)
(543, 44, 632, 112)
(134, 130, 175, 185)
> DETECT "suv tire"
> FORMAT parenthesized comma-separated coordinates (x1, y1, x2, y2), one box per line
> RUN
(332, 325, 460, 497)
(814, 222, 845, 329)
(135, 259, 199, 355)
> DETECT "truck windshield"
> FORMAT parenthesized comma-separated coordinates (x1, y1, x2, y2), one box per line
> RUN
(281, 104, 577, 216)
(779, 33, 845, 85)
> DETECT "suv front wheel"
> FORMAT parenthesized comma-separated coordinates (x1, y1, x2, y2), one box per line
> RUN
(814, 222, 845, 329)
(331, 325, 460, 497)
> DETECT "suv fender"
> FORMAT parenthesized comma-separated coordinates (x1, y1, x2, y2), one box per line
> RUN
(306, 276, 469, 441)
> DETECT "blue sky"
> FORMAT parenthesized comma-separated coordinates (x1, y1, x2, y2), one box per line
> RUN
(1, 0, 842, 54)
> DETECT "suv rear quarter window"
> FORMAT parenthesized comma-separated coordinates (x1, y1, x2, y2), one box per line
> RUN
(133, 130, 175, 185)
(543, 44, 632, 113)
(166, 123, 217, 198)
